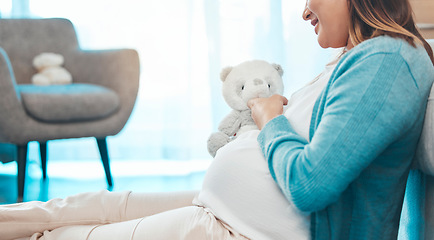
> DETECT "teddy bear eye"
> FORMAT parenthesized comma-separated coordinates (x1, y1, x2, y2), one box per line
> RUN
(241, 85, 244, 90)
(268, 84, 271, 88)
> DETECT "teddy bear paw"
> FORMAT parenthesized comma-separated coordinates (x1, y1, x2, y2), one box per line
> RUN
(207, 132, 231, 157)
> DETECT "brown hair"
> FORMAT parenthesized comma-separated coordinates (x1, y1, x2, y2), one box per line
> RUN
(348, 0, 434, 65)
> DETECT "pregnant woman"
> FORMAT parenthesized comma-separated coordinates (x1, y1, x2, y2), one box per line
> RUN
(1, 0, 434, 239)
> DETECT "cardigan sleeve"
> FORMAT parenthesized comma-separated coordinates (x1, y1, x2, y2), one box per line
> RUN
(258, 51, 424, 213)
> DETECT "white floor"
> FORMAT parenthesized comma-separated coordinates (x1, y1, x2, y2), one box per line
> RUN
(0, 159, 209, 204)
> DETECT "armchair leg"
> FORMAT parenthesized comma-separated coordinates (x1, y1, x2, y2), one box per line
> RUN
(39, 141, 48, 180)
(17, 144, 28, 202)
(96, 137, 113, 187)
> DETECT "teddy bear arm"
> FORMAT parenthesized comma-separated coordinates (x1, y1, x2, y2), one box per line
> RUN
(239, 109, 256, 126)
(207, 132, 231, 157)
(218, 110, 241, 136)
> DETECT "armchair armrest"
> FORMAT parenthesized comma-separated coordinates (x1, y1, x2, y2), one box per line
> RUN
(0, 47, 28, 143)
(67, 48, 140, 103)
(67, 49, 140, 90)
(65, 48, 140, 135)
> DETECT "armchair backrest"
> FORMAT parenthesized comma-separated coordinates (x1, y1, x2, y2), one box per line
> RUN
(409, 39, 434, 239)
(0, 18, 79, 84)
(415, 39, 434, 176)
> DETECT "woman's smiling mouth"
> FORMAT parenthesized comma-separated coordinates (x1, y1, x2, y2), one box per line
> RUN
(311, 18, 319, 34)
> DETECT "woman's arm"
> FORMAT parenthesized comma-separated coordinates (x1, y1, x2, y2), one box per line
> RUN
(258, 51, 428, 213)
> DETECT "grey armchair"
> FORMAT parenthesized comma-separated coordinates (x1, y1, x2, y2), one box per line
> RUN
(0, 18, 140, 201)
(399, 39, 434, 240)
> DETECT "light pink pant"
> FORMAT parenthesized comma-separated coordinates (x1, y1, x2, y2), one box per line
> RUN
(0, 190, 247, 240)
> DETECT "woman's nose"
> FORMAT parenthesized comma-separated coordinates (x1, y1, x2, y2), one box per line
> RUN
(302, 4, 312, 21)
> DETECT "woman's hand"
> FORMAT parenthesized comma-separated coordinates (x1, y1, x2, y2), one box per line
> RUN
(247, 94, 288, 130)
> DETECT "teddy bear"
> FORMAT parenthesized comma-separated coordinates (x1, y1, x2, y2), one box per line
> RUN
(31, 52, 73, 85)
(207, 59, 285, 157)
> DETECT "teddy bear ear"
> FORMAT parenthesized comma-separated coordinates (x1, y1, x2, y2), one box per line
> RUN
(220, 66, 233, 82)
(272, 63, 284, 77)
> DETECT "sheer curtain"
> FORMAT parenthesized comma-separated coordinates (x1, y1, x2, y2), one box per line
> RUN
(0, 0, 332, 164)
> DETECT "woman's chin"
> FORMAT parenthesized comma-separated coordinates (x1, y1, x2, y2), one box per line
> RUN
(317, 39, 329, 49)
(317, 37, 346, 49)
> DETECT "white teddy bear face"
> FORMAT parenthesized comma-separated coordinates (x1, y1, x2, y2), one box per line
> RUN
(221, 60, 284, 111)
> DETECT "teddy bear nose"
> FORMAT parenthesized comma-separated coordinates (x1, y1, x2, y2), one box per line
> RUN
(253, 78, 263, 86)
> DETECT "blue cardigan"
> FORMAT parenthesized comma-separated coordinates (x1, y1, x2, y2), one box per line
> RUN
(258, 36, 434, 240)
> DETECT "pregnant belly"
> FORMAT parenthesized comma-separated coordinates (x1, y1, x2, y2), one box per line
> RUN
(196, 130, 310, 240)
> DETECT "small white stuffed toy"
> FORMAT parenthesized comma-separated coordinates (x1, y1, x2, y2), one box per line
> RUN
(31, 52, 72, 85)
(207, 60, 285, 157)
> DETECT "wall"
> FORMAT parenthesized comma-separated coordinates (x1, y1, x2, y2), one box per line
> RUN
(410, 0, 434, 39)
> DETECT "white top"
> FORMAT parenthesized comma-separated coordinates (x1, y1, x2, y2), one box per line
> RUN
(196, 58, 339, 240)
(284, 57, 341, 140)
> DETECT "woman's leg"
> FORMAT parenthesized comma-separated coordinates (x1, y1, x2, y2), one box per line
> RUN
(124, 190, 197, 220)
(129, 206, 240, 240)
(0, 190, 197, 240)
(28, 225, 101, 240)
(0, 190, 130, 240)
(30, 206, 247, 240)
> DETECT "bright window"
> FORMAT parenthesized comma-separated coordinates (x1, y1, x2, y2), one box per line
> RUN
(2, 0, 333, 163)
